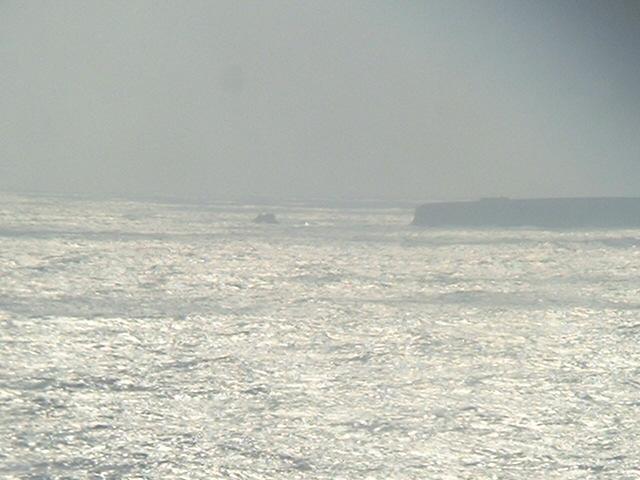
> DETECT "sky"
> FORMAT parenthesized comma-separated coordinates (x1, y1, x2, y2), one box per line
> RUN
(1, 0, 639, 203)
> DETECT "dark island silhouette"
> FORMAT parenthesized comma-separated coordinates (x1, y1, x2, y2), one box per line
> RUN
(412, 197, 640, 228)
(253, 212, 278, 224)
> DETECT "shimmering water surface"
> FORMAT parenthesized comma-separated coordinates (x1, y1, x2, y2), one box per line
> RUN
(1, 193, 640, 479)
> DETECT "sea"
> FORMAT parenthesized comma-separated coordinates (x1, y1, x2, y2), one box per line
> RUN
(1, 193, 639, 479)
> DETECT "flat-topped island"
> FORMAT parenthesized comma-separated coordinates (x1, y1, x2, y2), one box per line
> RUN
(412, 197, 640, 228)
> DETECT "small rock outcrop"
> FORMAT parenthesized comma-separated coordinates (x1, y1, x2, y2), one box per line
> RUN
(253, 213, 278, 224)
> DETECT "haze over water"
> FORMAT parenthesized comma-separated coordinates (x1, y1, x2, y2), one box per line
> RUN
(2, 193, 640, 479)
(2, 1, 640, 478)
(2, 0, 639, 202)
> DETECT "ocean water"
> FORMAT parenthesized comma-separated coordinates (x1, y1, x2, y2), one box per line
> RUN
(1, 193, 640, 479)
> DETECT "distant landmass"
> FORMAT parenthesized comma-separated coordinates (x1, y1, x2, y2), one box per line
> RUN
(412, 197, 640, 228)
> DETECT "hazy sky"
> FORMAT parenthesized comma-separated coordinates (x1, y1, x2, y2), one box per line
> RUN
(1, 0, 639, 202)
